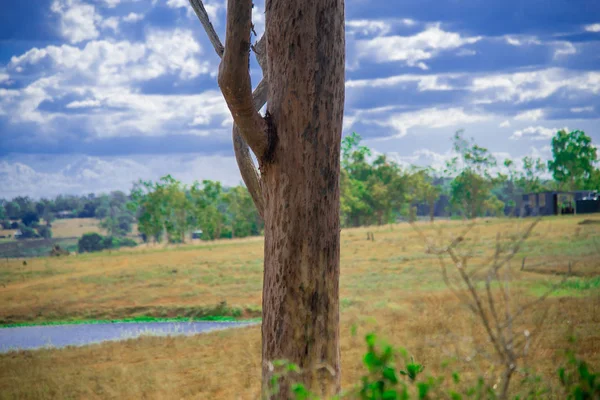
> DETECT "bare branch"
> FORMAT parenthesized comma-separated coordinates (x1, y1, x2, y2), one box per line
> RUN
(188, 0, 269, 214)
(218, 0, 270, 159)
(252, 35, 268, 73)
(188, 0, 224, 57)
(233, 79, 268, 218)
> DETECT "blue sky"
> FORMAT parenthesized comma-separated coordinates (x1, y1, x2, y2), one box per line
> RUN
(1, 0, 599, 198)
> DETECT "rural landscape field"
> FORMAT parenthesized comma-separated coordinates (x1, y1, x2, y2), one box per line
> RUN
(2, 0, 600, 399)
(1, 216, 599, 398)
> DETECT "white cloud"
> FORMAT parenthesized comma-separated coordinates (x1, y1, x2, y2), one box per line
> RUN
(252, 2, 265, 35)
(66, 99, 102, 108)
(571, 106, 593, 112)
(0, 72, 9, 83)
(146, 28, 208, 79)
(355, 24, 481, 69)
(499, 120, 511, 128)
(123, 12, 144, 23)
(101, 0, 122, 7)
(51, 0, 100, 44)
(166, 0, 187, 7)
(456, 48, 477, 56)
(514, 109, 544, 121)
(100, 16, 120, 33)
(470, 68, 600, 103)
(504, 35, 541, 46)
(346, 73, 457, 91)
(553, 42, 576, 58)
(9, 29, 208, 84)
(346, 20, 391, 36)
(0, 155, 243, 198)
(166, 0, 222, 21)
(2, 29, 220, 135)
(372, 107, 489, 138)
(511, 126, 564, 141)
(388, 148, 454, 171)
(584, 23, 600, 32)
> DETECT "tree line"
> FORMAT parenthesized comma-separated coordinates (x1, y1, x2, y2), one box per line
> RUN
(1, 129, 598, 242)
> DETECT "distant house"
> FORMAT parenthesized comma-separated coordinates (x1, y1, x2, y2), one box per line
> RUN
(519, 190, 598, 217)
(192, 230, 203, 239)
(56, 211, 75, 219)
(13, 229, 22, 239)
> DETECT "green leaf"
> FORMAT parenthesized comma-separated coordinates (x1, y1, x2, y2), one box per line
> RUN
(383, 367, 399, 384)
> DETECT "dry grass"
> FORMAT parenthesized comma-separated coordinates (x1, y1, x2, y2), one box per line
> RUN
(48, 218, 106, 238)
(0, 215, 599, 399)
(0, 218, 105, 240)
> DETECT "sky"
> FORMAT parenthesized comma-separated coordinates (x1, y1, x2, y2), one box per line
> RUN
(1, 0, 599, 199)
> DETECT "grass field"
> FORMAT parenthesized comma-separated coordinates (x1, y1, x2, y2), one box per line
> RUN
(0, 216, 599, 399)
(0, 218, 105, 240)
(0, 218, 143, 258)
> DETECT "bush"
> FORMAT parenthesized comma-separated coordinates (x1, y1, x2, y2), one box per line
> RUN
(21, 211, 40, 227)
(268, 333, 598, 400)
(36, 225, 52, 239)
(116, 237, 137, 248)
(100, 236, 116, 250)
(78, 233, 105, 253)
(17, 226, 40, 239)
(101, 236, 137, 250)
(10, 222, 19, 229)
(78, 233, 137, 253)
(0, 220, 11, 229)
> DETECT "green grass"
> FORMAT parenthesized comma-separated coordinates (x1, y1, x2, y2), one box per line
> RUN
(0, 315, 262, 328)
(0, 302, 261, 326)
(561, 276, 600, 291)
(527, 276, 600, 297)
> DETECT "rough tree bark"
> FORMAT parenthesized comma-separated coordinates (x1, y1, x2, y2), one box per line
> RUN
(188, 0, 345, 398)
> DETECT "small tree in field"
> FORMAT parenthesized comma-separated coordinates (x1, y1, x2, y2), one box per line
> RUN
(188, 0, 345, 397)
(548, 129, 597, 191)
(447, 131, 497, 219)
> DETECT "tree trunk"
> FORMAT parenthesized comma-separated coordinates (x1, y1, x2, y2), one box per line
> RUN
(188, 0, 345, 396)
(261, 0, 345, 397)
(429, 201, 435, 222)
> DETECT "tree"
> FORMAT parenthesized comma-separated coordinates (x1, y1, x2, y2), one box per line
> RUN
(130, 181, 165, 243)
(587, 168, 600, 191)
(446, 131, 497, 219)
(548, 129, 598, 191)
(78, 233, 105, 253)
(21, 211, 40, 227)
(190, 180, 225, 240)
(410, 169, 441, 222)
(17, 225, 39, 239)
(516, 156, 547, 194)
(340, 133, 375, 226)
(189, 0, 345, 396)
(5, 201, 20, 220)
(37, 225, 52, 239)
(223, 185, 261, 238)
(130, 176, 192, 243)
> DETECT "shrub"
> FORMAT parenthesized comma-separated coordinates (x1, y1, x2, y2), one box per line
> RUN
(36, 225, 52, 239)
(78, 233, 137, 253)
(17, 225, 39, 239)
(100, 236, 116, 250)
(0, 220, 11, 229)
(78, 233, 105, 253)
(116, 237, 137, 248)
(268, 333, 598, 400)
(21, 211, 40, 227)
